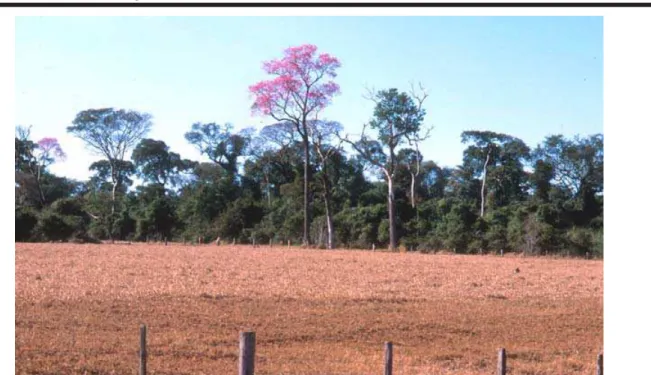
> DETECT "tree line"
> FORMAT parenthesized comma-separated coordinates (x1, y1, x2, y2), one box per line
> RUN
(15, 44, 603, 257)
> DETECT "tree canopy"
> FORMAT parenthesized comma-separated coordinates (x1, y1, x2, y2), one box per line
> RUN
(15, 44, 602, 258)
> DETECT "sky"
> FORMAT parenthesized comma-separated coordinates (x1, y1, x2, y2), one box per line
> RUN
(15, 16, 603, 181)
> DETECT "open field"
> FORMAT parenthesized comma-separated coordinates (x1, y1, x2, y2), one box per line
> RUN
(15, 243, 603, 375)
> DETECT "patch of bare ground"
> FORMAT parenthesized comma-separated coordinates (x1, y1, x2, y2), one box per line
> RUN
(16, 243, 602, 374)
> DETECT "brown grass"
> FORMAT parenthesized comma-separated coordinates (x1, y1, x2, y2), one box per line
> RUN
(15, 243, 603, 375)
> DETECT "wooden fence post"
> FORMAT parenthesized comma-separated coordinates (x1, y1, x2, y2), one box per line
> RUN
(384, 341, 393, 375)
(497, 348, 506, 375)
(139, 324, 147, 375)
(597, 352, 603, 375)
(239, 331, 256, 375)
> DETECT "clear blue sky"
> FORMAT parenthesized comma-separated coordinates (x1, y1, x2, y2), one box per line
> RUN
(15, 16, 603, 181)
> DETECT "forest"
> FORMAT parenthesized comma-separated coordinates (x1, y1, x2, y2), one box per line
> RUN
(14, 45, 603, 257)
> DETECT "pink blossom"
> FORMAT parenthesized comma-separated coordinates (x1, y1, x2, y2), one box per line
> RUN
(250, 44, 341, 121)
(37, 137, 66, 164)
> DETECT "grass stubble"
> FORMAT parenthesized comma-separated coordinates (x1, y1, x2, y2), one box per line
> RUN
(15, 243, 602, 375)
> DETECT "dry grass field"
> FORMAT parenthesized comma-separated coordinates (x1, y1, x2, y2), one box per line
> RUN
(15, 243, 603, 375)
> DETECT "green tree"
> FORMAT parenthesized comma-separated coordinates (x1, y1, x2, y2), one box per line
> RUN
(534, 134, 603, 225)
(343, 87, 428, 250)
(67, 108, 152, 239)
(184, 123, 251, 175)
(309, 120, 344, 249)
(530, 160, 554, 202)
(133, 184, 177, 241)
(16, 207, 38, 241)
(460, 131, 530, 217)
(132, 138, 194, 188)
(15, 126, 67, 208)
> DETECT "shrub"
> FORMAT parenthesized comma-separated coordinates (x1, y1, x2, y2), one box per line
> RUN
(35, 212, 75, 242)
(16, 207, 38, 241)
(565, 226, 599, 257)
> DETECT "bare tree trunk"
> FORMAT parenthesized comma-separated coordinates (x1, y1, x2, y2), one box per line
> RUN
(264, 173, 271, 206)
(111, 181, 118, 216)
(388, 177, 396, 251)
(110, 164, 119, 242)
(326, 211, 333, 250)
(318, 161, 335, 250)
(302, 135, 312, 246)
(324, 189, 334, 250)
(480, 149, 491, 217)
(410, 172, 416, 208)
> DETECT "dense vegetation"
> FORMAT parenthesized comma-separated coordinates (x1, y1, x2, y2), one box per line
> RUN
(15, 45, 603, 257)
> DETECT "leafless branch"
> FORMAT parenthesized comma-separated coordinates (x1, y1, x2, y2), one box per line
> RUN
(362, 84, 379, 104)
(409, 81, 430, 113)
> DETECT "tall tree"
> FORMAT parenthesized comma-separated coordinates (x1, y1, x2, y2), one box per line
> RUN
(342, 88, 427, 250)
(184, 123, 251, 175)
(309, 120, 344, 249)
(132, 138, 193, 188)
(403, 83, 431, 209)
(67, 108, 152, 238)
(246, 122, 301, 206)
(249, 44, 341, 246)
(420, 162, 453, 200)
(530, 159, 554, 202)
(534, 134, 603, 198)
(534, 134, 603, 223)
(461, 131, 530, 217)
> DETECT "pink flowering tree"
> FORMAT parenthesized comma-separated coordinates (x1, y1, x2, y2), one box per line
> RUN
(37, 137, 67, 167)
(249, 44, 341, 246)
